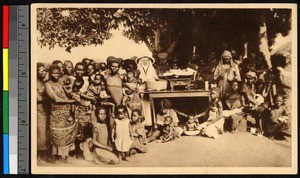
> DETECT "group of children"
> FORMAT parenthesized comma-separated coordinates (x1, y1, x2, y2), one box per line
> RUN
(157, 86, 290, 141)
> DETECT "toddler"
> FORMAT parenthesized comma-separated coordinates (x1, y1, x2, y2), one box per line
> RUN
(111, 105, 133, 161)
(122, 71, 142, 116)
(96, 77, 115, 115)
(208, 106, 219, 122)
(88, 74, 102, 97)
(173, 109, 200, 136)
(183, 115, 200, 136)
(63, 78, 84, 122)
(160, 116, 175, 143)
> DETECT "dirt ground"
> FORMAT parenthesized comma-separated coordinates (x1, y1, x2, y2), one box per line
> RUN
(38, 131, 291, 168)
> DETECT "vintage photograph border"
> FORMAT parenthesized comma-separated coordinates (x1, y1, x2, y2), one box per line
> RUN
(30, 3, 298, 174)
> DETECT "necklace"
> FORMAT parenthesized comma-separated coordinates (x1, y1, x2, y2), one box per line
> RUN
(142, 65, 150, 75)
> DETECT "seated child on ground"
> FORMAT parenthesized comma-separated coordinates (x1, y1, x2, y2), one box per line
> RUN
(129, 109, 148, 156)
(130, 109, 148, 145)
(265, 95, 291, 140)
(160, 116, 176, 143)
(91, 107, 120, 164)
(147, 99, 183, 143)
(183, 115, 200, 136)
(173, 109, 200, 136)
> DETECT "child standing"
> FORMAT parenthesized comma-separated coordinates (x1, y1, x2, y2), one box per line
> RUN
(197, 87, 224, 139)
(111, 105, 133, 161)
(129, 109, 148, 156)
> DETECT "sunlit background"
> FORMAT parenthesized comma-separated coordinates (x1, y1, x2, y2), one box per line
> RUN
(36, 27, 152, 64)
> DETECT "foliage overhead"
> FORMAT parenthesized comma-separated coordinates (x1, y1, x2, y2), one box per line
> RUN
(36, 8, 291, 55)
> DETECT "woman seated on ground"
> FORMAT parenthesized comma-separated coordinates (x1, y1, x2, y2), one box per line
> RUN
(147, 99, 183, 143)
(241, 70, 268, 137)
(197, 87, 224, 139)
(265, 95, 291, 140)
(223, 80, 245, 133)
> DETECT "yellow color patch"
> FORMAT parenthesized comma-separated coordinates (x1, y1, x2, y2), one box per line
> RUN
(3, 49, 9, 91)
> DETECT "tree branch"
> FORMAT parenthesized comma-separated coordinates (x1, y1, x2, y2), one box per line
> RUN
(144, 38, 154, 52)
(166, 33, 181, 54)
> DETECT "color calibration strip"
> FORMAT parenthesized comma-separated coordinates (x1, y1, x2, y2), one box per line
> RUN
(9, 6, 19, 174)
(3, 5, 10, 174)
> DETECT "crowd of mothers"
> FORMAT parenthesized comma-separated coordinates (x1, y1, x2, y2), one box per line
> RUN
(37, 49, 292, 165)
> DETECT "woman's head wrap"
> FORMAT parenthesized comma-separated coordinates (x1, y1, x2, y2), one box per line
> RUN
(210, 87, 221, 98)
(160, 99, 172, 109)
(245, 70, 257, 79)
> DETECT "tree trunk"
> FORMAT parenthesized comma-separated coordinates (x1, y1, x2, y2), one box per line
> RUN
(258, 13, 272, 69)
(154, 30, 162, 52)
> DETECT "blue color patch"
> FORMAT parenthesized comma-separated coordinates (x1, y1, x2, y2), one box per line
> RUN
(3, 134, 9, 174)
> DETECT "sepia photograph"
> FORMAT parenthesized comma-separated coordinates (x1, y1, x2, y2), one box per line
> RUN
(31, 3, 297, 174)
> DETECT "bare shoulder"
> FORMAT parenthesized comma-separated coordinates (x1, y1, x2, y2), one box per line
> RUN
(44, 81, 53, 88)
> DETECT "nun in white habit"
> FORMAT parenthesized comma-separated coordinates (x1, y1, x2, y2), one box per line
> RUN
(136, 56, 159, 126)
(136, 56, 158, 83)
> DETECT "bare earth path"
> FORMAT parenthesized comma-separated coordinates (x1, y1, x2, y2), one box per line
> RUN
(39, 132, 291, 167)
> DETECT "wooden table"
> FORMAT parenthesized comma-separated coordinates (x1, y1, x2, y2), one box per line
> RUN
(141, 89, 210, 126)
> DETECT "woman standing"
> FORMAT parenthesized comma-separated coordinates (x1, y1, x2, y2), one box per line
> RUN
(37, 63, 51, 162)
(214, 50, 241, 100)
(45, 64, 77, 163)
(105, 57, 124, 106)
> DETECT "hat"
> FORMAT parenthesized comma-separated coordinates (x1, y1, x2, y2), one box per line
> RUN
(245, 71, 257, 79)
(221, 50, 232, 58)
(107, 56, 123, 66)
(135, 56, 155, 64)
(130, 56, 138, 61)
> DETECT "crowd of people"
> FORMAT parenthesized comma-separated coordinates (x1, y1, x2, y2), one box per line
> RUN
(37, 49, 292, 165)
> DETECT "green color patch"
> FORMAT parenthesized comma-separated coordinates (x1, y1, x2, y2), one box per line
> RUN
(3, 91, 9, 133)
